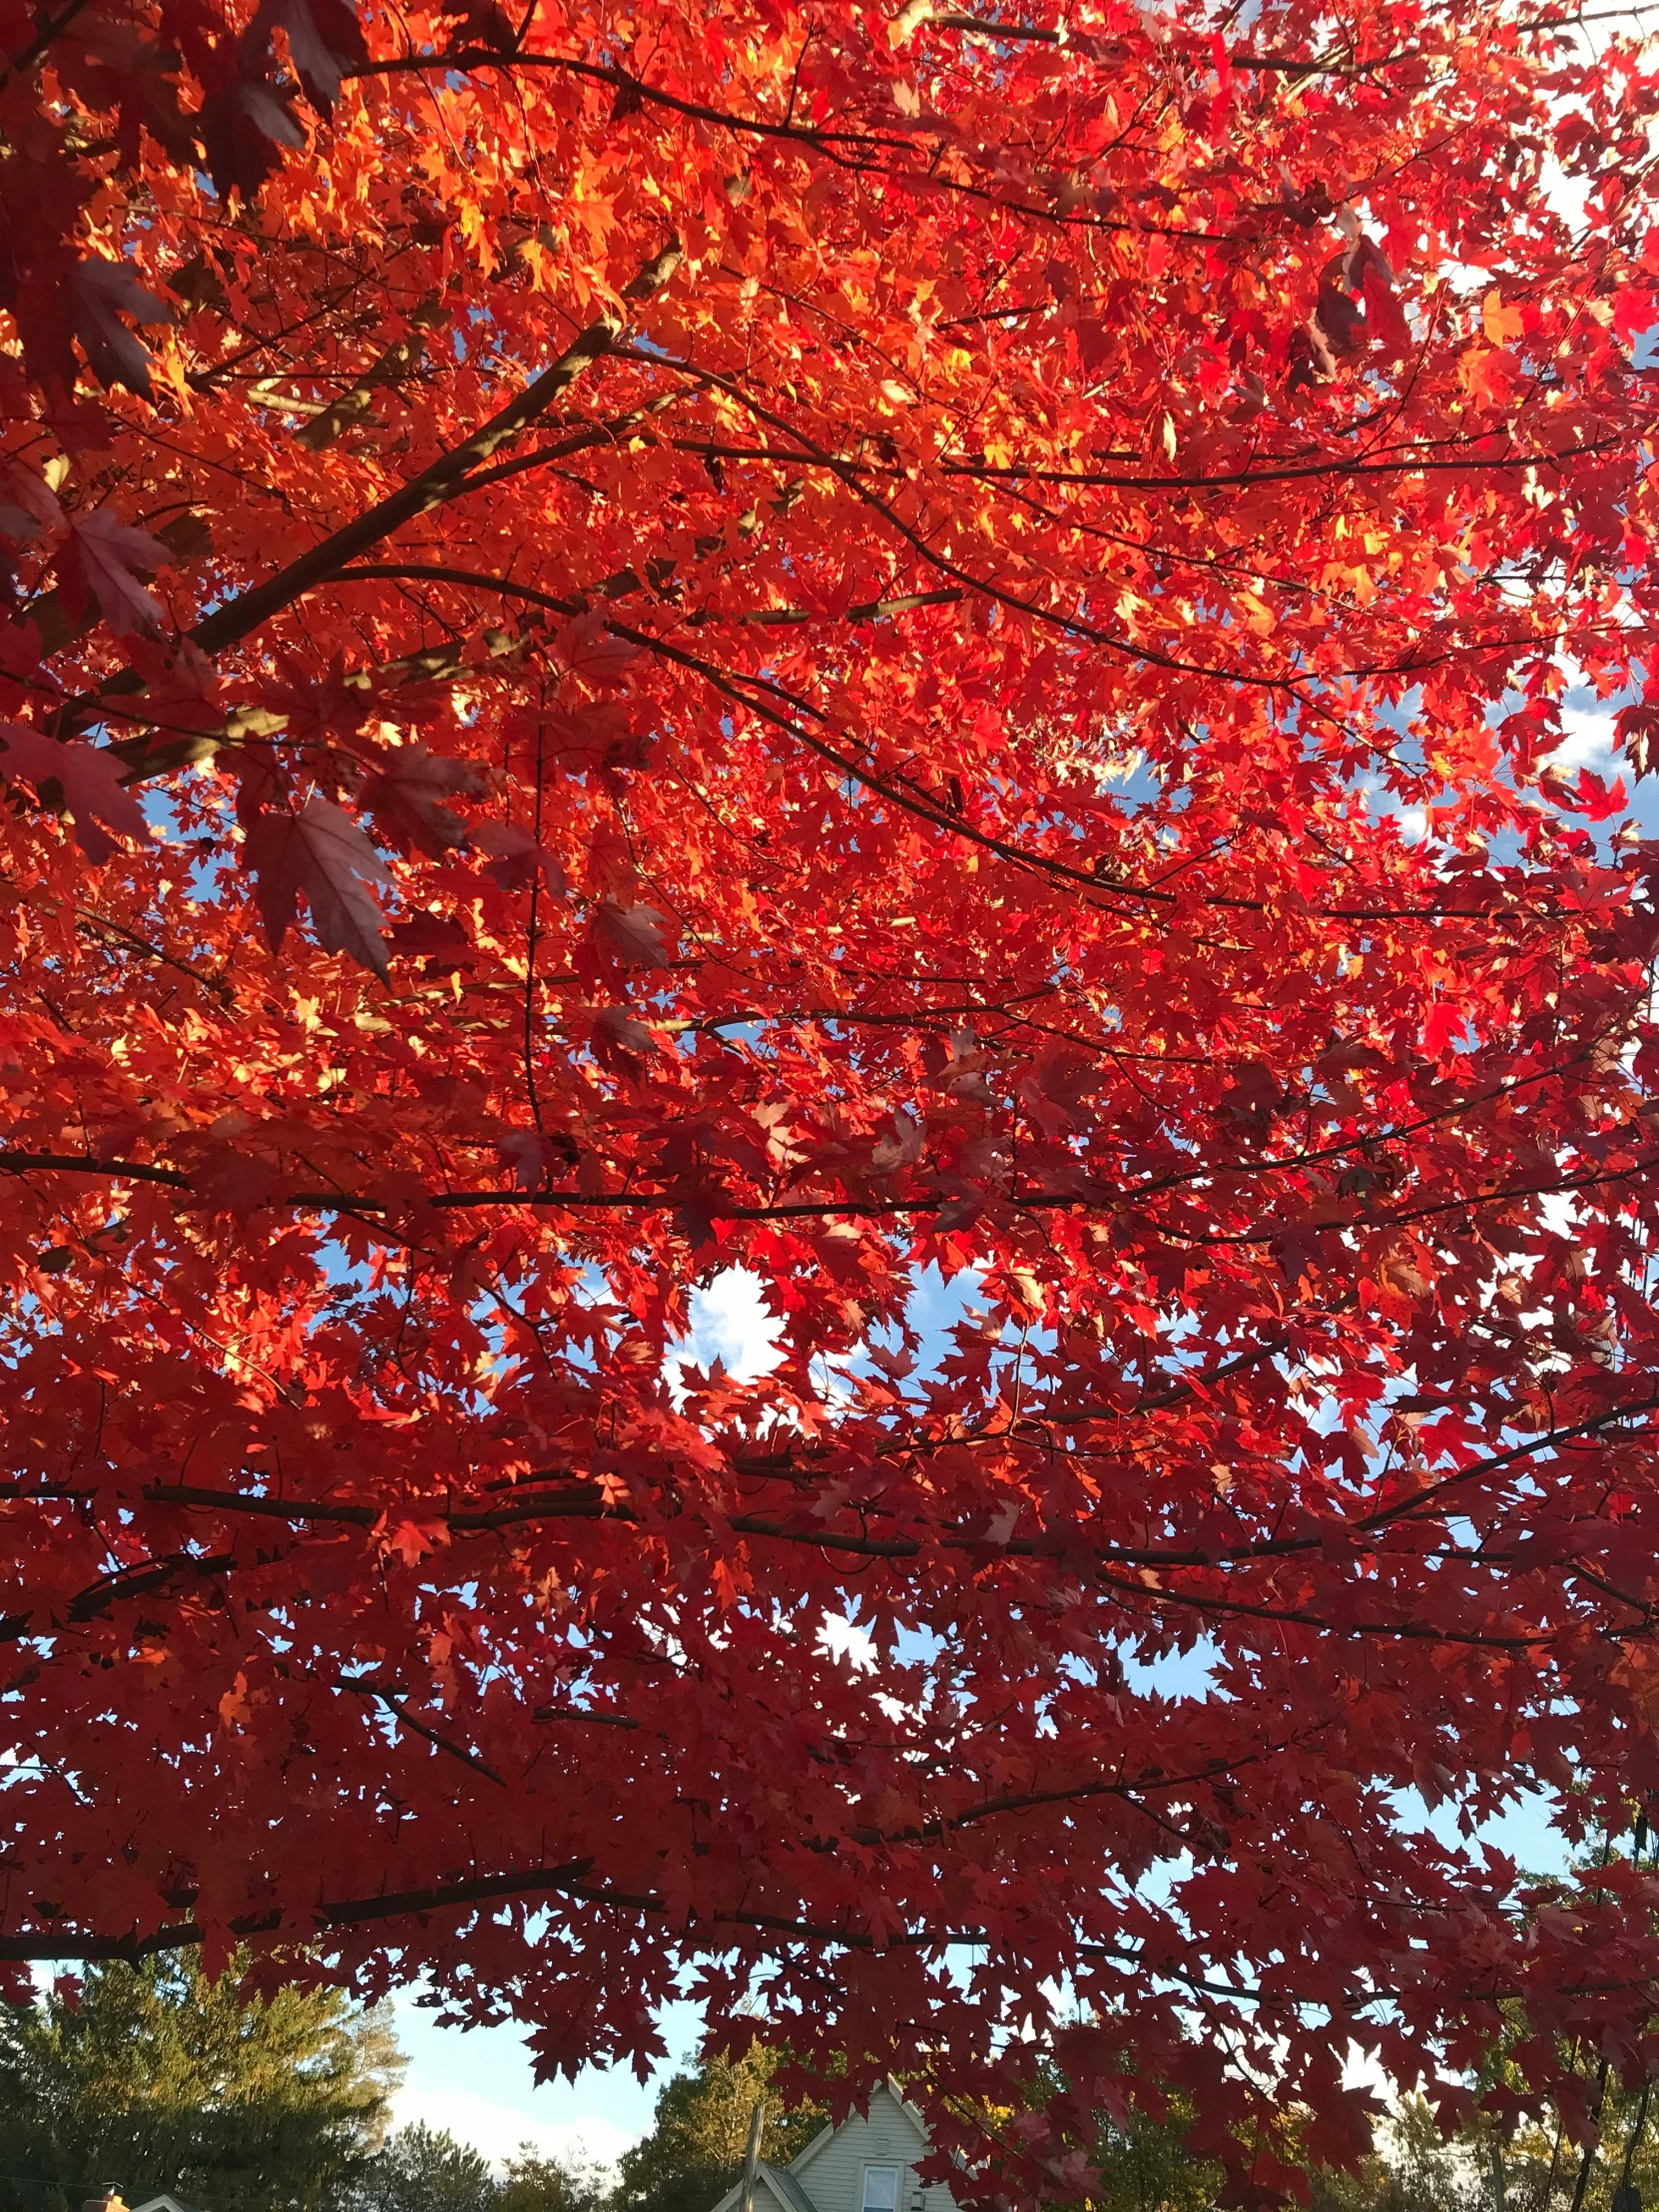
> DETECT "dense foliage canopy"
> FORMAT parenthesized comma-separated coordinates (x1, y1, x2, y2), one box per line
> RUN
(0, 1956, 399, 2212)
(6, 0, 1659, 2193)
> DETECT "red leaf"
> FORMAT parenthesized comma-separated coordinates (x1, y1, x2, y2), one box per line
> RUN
(58, 509, 168, 637)
(1360, 264, 1410, 354)
(197, 79, 303, 202)
(387, 911, 479, 971)
(0, 465, 64, 544)
(1616, 702, 1659, 777)
(592, 1003, 657, 1056)
(362, 740, 491, 857)
(71, 258, 173, 402)
(557, 611, 642, 690)
(242, 794, 392, 978)
(245, 0, 366, 110)
(1571, 766, 1628, 822)
(0, 721, 150, 862)
(469, 819, 568, 895)
(1422, 1000, 1465, 1057)
(593, 896, 673, 966)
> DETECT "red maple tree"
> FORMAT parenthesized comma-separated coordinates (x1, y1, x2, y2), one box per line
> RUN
(5, 0, 1659, 2193)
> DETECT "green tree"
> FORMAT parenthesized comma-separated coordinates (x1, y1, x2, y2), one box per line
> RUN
(347, 2128, 611, 2212)
(495, 2145, 610, 2212)
(347, 2126, 494, 2212)
(613, 2048, 828, 2212)
(1480, 2070, 1659, 2212)
(0, 1955, 402, 2212)
(1082, 2096, 1223, 2212)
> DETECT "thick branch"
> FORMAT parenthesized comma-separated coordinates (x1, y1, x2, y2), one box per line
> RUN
(188, 246, 682, 658)
(4, 1141, 1651, 1254)
(293, 296, 448, 453)
(0, 1864, 967, 1963)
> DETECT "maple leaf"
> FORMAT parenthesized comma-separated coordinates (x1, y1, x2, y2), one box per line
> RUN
(70, 258, 174, 403)
(1616, 702, 1659, 777)
(242, 794, 392, 978)
(499, 1129, 563, 1188)
(1422, 1001, 1466, 1056)
(361, 740, 491, 857)
(592, 1003, 657, 1057)
(1014, 1048, 1097, 1137)
(593, 897, 674, 966)
(1379, 1242, 1434, 1299)
(245, 0, 366, 110)
(557, 611, 642, 690)
(0, 467, 64, 545)
(380, 1517, 439, 1563)
(218, 1672, 253, 1728)
(438, 0, 518, 46)
(870, 1107, 924, 1174)
(64, 13, 196, 167)
(387, 911, 479, 971)
(0, 722, 150, 862)
(1313, 257, 1367, 363)
(197, 79, 304, 202)
(1569, 767, 1628, 822)
(1359, 263, 1410, 355)
(468, 820, 568, 895)
(57, 509, 168, 637)
(535, 700, 653, 771)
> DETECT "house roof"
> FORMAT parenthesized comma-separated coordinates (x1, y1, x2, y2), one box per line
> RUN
(133, 2194, 208, 2212)
(708, 2165, 820, 2212)
(707, 2079, 935, 2212)
(763, 2163, 821, 2212)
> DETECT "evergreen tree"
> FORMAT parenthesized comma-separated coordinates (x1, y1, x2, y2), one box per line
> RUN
(0, 1956, 401, 2212)
(346, 2125, 494, 2212)
(494, 2145, 610, 2212)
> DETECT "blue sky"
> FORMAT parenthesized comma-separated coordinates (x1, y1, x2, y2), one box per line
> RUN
(387, 1989, 703, 2171)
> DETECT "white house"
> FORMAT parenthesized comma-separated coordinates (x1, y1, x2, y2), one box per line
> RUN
(707, 2081, 958, 2212)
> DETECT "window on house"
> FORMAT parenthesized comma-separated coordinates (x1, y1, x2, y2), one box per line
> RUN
(863, 2170, 901, 2212)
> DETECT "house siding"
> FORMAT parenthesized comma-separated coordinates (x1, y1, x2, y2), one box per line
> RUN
(792, 2088, 956, 2212)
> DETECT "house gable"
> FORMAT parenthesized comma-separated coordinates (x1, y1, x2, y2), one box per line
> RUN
(709, 2084, 955, 2212)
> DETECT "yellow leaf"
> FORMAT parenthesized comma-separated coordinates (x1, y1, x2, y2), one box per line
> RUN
(1238, 590, 1275, 634)
(1481, 288, 1525, 344)
(1459, 342, 1515, 408)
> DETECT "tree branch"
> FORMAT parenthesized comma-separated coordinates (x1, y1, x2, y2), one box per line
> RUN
(188, 245, 682, 658)
(293, 296, 448, 453)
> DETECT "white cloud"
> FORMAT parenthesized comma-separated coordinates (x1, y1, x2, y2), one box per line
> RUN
(1341, 2041, 1397, 2100)
(1547, 704, 1617, 774)
(818, 1612, 877, 1670)
(386, 2085, 639, 2174)
(666, 1267, 785, 1391)
(1541, 1189, 1578, 1238)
